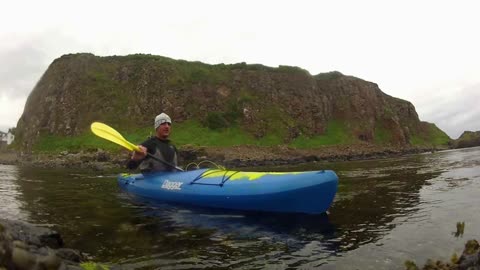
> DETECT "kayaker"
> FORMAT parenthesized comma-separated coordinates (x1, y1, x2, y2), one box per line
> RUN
(127, 113, 179, 172)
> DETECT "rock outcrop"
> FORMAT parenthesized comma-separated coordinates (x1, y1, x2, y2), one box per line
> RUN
(451, 131, 480, 149)
(14, 53, 450, 151)
(405, 239, 480, 270)
(0, 219, 84, 269)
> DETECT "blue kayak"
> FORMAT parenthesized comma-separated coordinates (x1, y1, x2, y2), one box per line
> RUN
(117, 169, 338, 214)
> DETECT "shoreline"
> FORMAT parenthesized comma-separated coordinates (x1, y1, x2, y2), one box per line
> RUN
(0, 143, 444, 170)
(1, 218, 478, 269)
(0, 151, 17, 165)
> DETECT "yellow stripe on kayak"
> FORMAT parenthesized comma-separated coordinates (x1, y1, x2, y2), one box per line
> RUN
(201, 169, 306, 181)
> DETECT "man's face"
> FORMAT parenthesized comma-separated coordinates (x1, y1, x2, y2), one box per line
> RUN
(156, 122, 171, 139)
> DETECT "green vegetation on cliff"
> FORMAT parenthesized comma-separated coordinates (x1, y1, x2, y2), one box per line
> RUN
(31, 120, 355, 152)
(410, 123, 451, 147)
(451, 131, 480, 148)
(291, 120, 354, 148)
(30, 119, 450, 154)
(15, 53, 452, 153)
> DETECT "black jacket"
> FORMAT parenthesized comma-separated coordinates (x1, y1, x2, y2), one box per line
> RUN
(126, 137, 178, 173)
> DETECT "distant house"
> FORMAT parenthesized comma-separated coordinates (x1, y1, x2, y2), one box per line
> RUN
(7, 131, 14, 145)
(0, 131, 14, 145)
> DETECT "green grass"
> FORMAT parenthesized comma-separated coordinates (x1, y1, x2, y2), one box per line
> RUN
(172, 120, 290, 147)
(258, 106, 293, 141)
(456, 131, 479, 141)
(32, 119, 304, 152)
(410, 123, 451, 146)
(80, 262, 109, 270)
(32, 118, 451, 153)
(172, 120, 263, 146)
(33, 133, 120, 153)
(290, 120, 354, 148)
(257, 134, 284, 146)
(374, 123, 393, 144)
(32, 127, 153, 153)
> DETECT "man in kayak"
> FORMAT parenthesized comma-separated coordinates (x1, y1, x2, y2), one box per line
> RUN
(127, 112, 179, 172)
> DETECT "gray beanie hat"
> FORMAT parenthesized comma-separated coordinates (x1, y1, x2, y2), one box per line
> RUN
(154, 113, 172, 129)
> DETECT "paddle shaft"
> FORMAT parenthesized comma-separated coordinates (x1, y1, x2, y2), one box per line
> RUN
(144, 152, 184, 172)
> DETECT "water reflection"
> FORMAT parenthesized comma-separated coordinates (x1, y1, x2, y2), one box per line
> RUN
(2, 147, 479, 269)
(243, 154, 444, 253)
(0, 164, 28, 220)
(111, 202, 339, 269)
(453, 222, 465, 238)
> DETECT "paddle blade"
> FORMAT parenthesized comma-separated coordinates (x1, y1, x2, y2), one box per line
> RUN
(90, 122, 141, 152)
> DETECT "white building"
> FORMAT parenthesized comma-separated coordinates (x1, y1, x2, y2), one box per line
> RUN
(7, 131, 14, 145)
(0, 131, 14, 145)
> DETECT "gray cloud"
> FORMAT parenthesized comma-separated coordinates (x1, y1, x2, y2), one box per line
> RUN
(0, 42, 47, 98)
(0, 125, 10, 133)
(420, 83, 480, 139)
(0, 30, 91, 130)
(0, 16, 480, 138)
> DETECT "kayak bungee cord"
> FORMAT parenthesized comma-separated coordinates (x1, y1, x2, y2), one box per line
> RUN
(185, 160, 226, 171)
(189, 169, 241, 187)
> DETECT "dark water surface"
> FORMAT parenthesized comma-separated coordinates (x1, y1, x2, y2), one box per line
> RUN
(1, 147, 479, 269)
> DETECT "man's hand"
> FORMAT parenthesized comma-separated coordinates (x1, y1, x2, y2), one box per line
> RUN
(131, 145, 147, 161)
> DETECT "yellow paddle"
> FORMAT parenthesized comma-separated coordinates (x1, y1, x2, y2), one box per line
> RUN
(90, 122, 184, 171)
(91, 122, 140, 151)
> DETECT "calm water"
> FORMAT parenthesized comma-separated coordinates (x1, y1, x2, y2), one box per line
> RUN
(1, 147, 480, 269)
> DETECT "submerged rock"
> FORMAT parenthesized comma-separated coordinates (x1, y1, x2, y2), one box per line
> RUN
(457, 240, 480, 270)
(0, 219, 84, 270)
(405, 239, 480, 270)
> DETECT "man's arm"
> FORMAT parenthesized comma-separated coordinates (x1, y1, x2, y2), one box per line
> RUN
(126, 142, 149, 170)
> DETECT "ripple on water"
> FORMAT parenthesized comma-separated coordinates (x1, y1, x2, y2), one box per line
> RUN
(0, 165, 29, 220)
(1, 148, 480, 269)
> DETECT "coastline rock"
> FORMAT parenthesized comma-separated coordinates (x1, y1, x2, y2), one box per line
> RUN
(0, 219, 84, 270)
(451, 131, 480, 149)
(0, 151, 18, 165)
(1, 143, 445, 171)
(15, 53, 449, 152)
(405, 239, 480, 270)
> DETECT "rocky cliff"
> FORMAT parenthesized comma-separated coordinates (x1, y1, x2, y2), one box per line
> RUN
(15, 53, 450, 151)
(451, 131, 480, 148)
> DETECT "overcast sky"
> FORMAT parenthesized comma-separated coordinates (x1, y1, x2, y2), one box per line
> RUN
(1, 0, 479, 139)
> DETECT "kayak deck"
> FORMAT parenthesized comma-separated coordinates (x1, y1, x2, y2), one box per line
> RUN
(118, 169, 338, 214)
